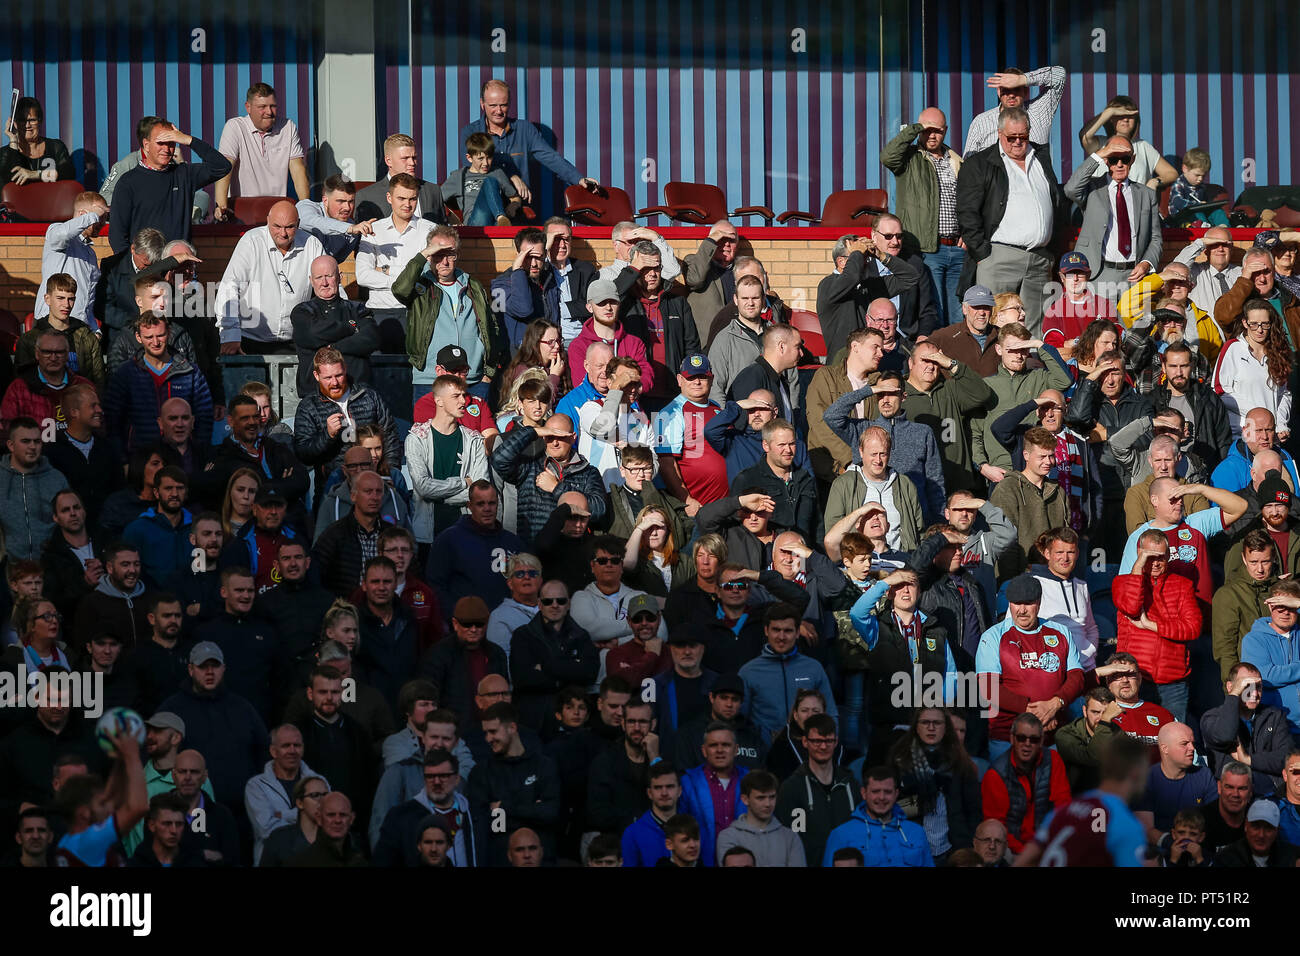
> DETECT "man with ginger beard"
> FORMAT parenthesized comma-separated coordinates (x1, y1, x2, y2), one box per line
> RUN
(292, 346, 400, 478)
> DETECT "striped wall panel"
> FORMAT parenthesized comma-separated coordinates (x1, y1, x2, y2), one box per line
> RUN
(0, 0, 317, 193)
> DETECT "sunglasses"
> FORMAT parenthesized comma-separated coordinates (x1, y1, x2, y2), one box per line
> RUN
(1012, 733, 1042, 744)
(875, 232, 902, 241)
(540, 597, 569, 607)
(720, 581, 751, 591)
(629, 613, 658, 624)
(512, 569, 540, 579)
(1002, 133, 1030, 143)
(592, 556, 619, 566)
(457, 620, 487, 628)
(1106, 155, 1134, 166)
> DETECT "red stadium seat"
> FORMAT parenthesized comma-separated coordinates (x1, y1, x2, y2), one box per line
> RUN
(21, 311, 34, 333)
(564, 185, 637, 226)
(639, 182, 774, 224)
(789, 309, 826, 362)
(778, 189, 890, 227)
(0, 180, 84, 223)
(229, 196, 282, 226)
(350, 180, 375, 193)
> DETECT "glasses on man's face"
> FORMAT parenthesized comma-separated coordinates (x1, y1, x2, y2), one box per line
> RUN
(1002, 133, 1030, 144)
(1107, 155, 1134, 166)
(720, 581, 750, 591)
(622, 465, 654, 476)
(973, 835, 1005, 845)
(805, 736, 837, 747)
(512, 569, 540, 579)
(1012, 733, 1042, 745)
(37, 348, 69, 357)
(457, 620, 487, 629)
(539, 597, 569, 607)
(629, 613, 658, 625)
(875, 232, 902, 241)
(423, 772, 457, 782)
(592, 556, 619, 566)
(1108, 671, 1139, 682)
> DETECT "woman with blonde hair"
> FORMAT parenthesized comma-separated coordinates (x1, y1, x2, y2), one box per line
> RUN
(320, 600, 361, 655)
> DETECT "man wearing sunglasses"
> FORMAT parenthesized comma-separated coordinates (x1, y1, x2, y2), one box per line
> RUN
(817, 226, 920, 361)
(1064, 135, 1163, 298)
(962, 65, 1067, 156)
(418, 595, 509, 733)
(1242, 581, 1300, 736)
(373, 747, 477, 867)
(509, 578, 599, 733)
(486, 553, 543, 658)
(956, 108, 1064, 333)
(980, 712, 1072, 853)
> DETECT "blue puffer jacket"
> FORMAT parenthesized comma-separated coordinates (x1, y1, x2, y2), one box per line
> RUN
(738, 644, 838, 744)
(822, 803, 935, 867)
(103, 353, 213, 455)
(489, 423, 607, 545)
(678, 764, 749, 868)
(123, 507, 194, 588)
(1210, 440, 1300, 493)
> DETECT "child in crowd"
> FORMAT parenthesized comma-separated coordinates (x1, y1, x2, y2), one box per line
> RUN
(440, 133, 520, 226)
(1166, 148, 1229, 226)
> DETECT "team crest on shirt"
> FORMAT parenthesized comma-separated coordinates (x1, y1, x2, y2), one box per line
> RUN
(925, 638, 936, 651)
(467, 403, 480, 416)
(1146, 714, 1160, 726)
(412, 591, 426, 607)
(1044, 635, 1059, 648)
(1037, 652, 1061, 673)
(1176, 545, 1197, 562)
(1177, 528, 1192, 541)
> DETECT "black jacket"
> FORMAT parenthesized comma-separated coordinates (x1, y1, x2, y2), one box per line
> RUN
(158, 683, 269, 808)
(418, 637, 509, 731)
(955, 140, 1066, 295)
(179, 793, 241, 866)
(193, 611, 283, 723)
(290, 296, 382, 399)
(508, 613, 600, 733)
(914, 540, 991, 671)
(0, 713, 103, 828)
(126, 636, 195, 717)
(41, 531, 103, 620)
(894, 748, 983, 850)
(292, 382, 400, 474)
(253, 579, 337, 669)
(195, 436, 311, 516)
(44, 432, 124, 530)
(534, 504, 595, 595)
(585, 740, 652, 833)
(74, 584, 153, 650)
(295, 711, 376, 824)
(1213, 837, 1299, 867)
(863, 607, 951, 728)
(730, 459, 819, 542)
(696, 495, 773, 572)
(466, 747, 562, 866)
(1200, 695, 1290, 797)
(1065, 379, 1154, 495)
(1147, 379, 1233, 472)
(894, 250, 941, 341)
(313, 513, 380, 597)
(92, 248, 143, 337)
(728, 355, 794, 413)
(372, 797, 479, 868)
(673, 713, 767, 772)
(356, 601, 419, 720)
(166, 566, 223, 637)
(816, 250, 920, 359)
(614, 267, 701, 382)
(128, 836, 207, 867)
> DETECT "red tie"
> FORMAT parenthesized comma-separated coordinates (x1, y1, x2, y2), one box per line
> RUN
(1115, 184, 1132, 259)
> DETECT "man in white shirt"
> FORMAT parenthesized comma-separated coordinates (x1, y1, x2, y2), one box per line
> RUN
(356, 172, 435, 353)
(216, 200, 323, 354)
(35, 191, 108, 329)
(599, 221, 681, 284)
(213, 82, 309, 216)
(1175, 226, 1243, 318)
(957, 108, 1061, 331)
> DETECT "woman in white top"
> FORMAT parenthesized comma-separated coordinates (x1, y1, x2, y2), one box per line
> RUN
(1212, 298, 1292, 438)
(1079, 95, 1178, 191)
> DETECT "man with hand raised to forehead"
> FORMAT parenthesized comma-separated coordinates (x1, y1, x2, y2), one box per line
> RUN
(1242, 581, 1300, 736)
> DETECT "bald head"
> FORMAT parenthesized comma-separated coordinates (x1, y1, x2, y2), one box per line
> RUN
(1157, 721, 1197, 770)
(1244, 408, 1276, 453)
(175, 749, 205, 772)
(477, 674, 509, 697)
(557, 491, 588, 512)
(1205, 226, 1232, 244)
(1252, 450, 1284, 487)
(267, 201, 300, 252)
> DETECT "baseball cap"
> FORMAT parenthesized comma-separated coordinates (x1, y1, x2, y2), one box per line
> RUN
(712, 672, 745, 697)
(146, 711, 186, 736)
(436, 345, 469, 370)
(1005, 574, 1043, 605)
(962, 285, 996, 308)
(680, 353, 712, 376)
(454, 596, 491, 623)
(1259, 474, 1292, 509)
(189, 641, 224, 666)
(586, 278, 620, 305)
(626, 594, 660, 620)
(1247, 801, 1281, 827)
(254, 487, 287, 506)
(1058, 251, 1090, 273)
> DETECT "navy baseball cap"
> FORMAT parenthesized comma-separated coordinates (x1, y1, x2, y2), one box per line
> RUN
(680, 353, 712, 376)
(1058, 251, 1090, 273)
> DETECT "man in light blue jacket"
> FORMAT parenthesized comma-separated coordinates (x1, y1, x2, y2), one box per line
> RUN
(738, 604, 838, 744)
(822, 766, 934, 867)
(1242, 582, 1300, 734)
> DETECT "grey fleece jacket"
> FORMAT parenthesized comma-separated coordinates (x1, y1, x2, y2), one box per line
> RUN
(0, 454, 69, 561)
(715, 812, 807, 866)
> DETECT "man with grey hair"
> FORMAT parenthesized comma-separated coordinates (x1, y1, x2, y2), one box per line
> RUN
(94, 226, 168, 341)
(486, 552, 542, 658)
(290, 253, 380, 398)
(1215, 246, 1300, 350)
(244, 723, 325, 864)
(702, 255, 791, 348)
(599, 221, 681, 284)
(685, 219, 741, 339)
(956, 106, 1064, 334)
(816, 224, 920, 360)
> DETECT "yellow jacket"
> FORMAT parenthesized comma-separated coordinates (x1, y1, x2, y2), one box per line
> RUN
(1117, 273, 1224, 363)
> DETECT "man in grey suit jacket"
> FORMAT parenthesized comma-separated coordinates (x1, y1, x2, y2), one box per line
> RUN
(354, 133, 448, 226)
(1062, 136, 1162, 300)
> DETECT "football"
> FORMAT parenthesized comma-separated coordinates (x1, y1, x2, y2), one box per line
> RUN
(95, 707, 146, 757)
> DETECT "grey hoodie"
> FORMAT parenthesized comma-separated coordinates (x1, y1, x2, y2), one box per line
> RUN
(0, 454, 70, 561)
(715, 812, 807, 866)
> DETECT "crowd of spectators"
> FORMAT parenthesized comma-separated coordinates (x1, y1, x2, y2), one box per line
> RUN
(3, 65, 1299, 870)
